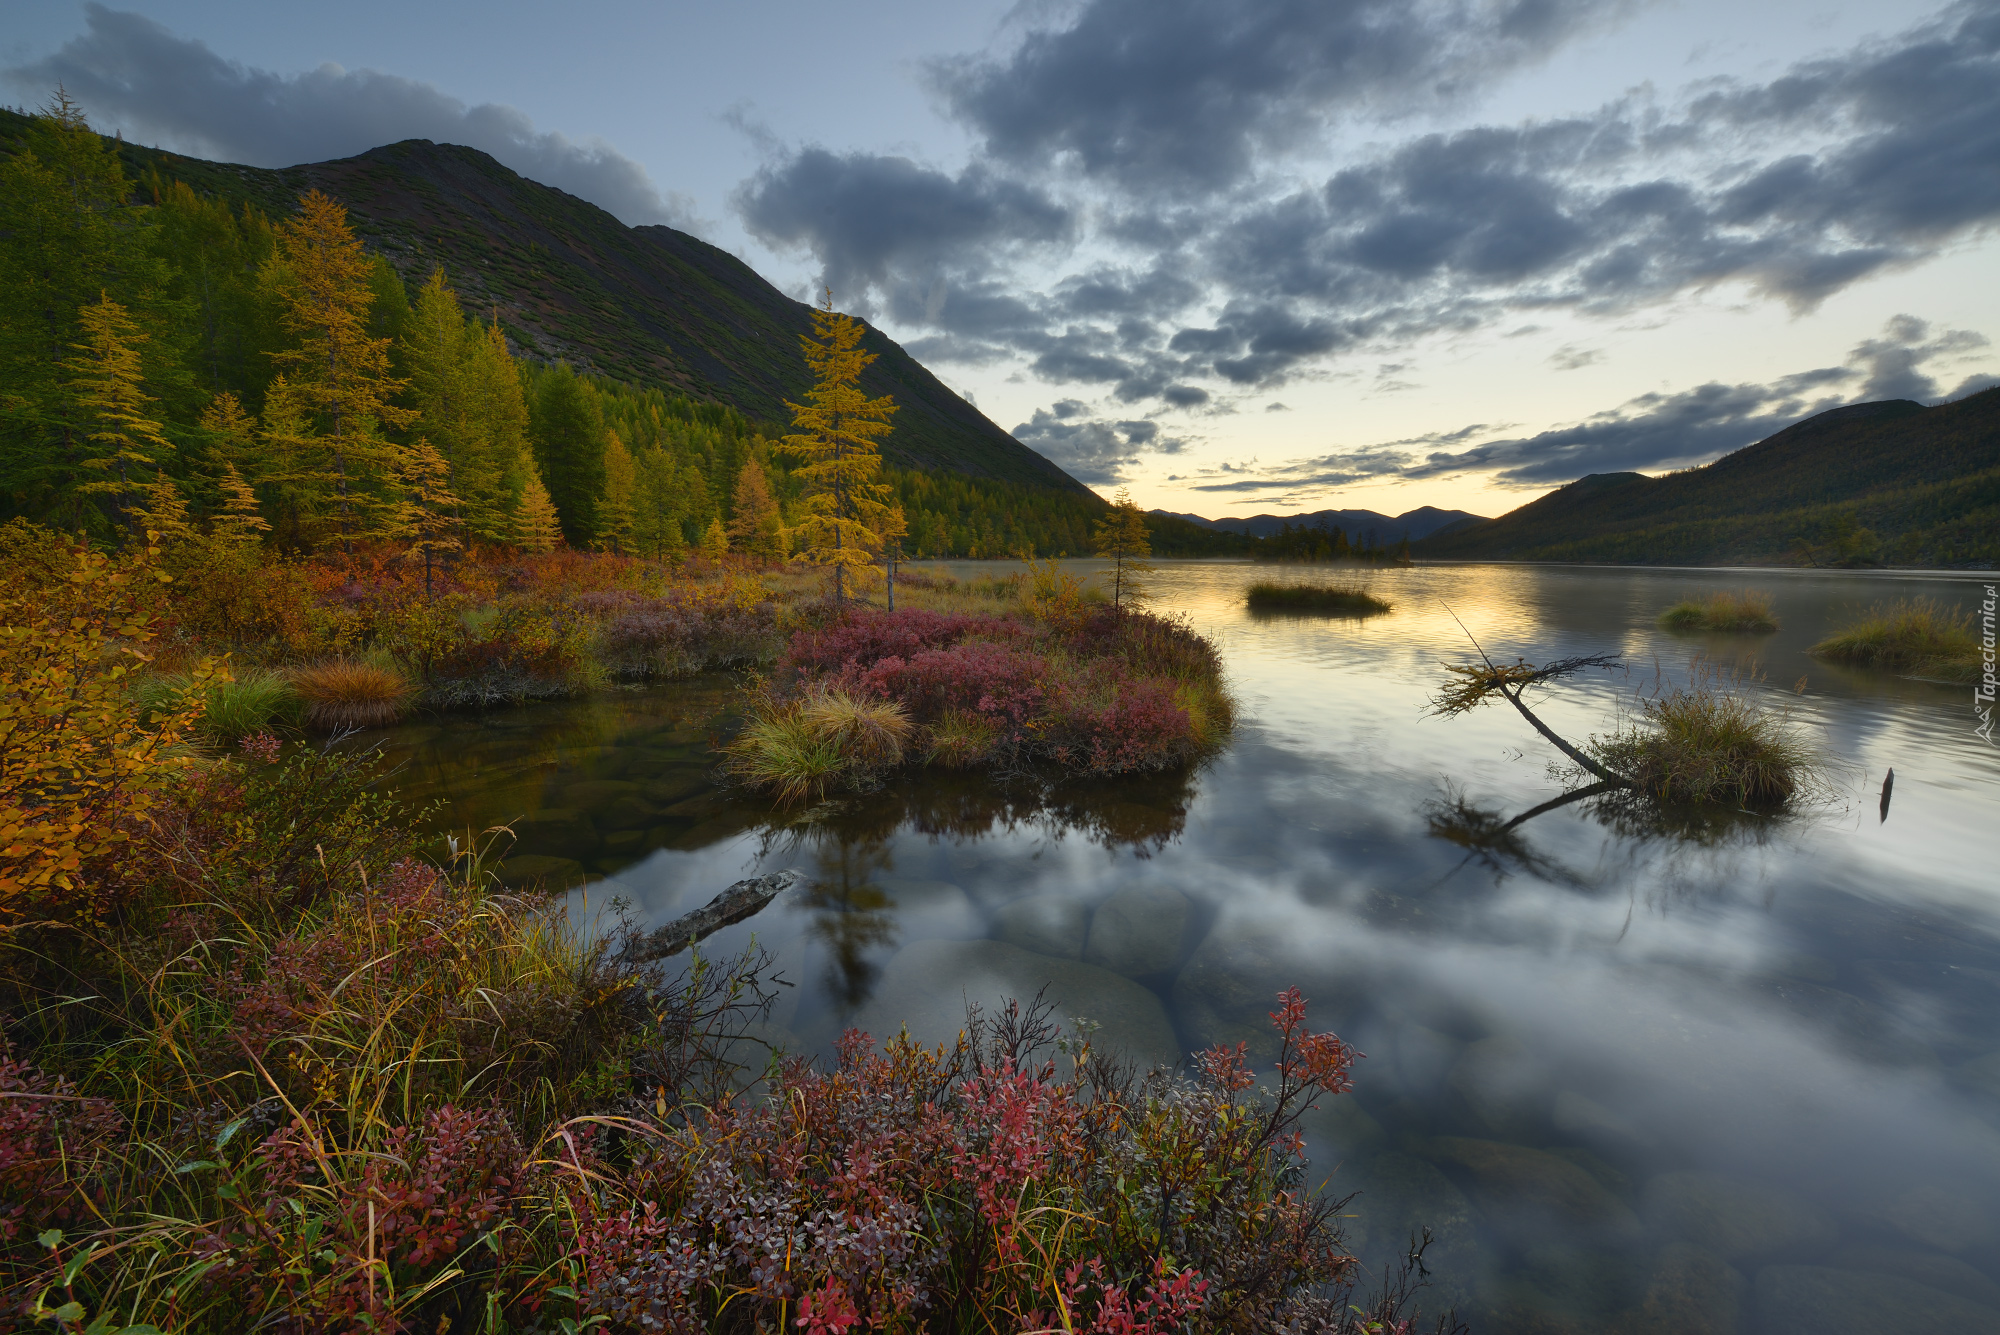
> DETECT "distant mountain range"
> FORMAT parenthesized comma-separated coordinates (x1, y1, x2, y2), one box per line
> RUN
(31, 115, 1089, 497)
(1416, 391, 2000, 567)
(1152, 505, 1487, 542)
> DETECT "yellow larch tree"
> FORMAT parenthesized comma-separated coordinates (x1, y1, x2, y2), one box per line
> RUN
(780, 292, 899, 603)
(66, 293, 173, 539)
(597, 429, 636, 554)
(726, 456, 785, 562)
(515, 468, 564, 553)
(1092, 486, 1155, 608)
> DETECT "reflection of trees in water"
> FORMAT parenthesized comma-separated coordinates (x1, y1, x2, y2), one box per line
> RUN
(753, 820, 901, 1010)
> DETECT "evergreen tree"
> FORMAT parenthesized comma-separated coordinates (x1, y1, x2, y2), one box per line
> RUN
(528, 363, 607, 546)
(265, 190, 413, 550)
(780, 292, 898, 603)
(394, 440, 463, 597)
(465, 318, 532, 541)
(401, 269, 530, 544)
(210, 463, 269, 549)
(66, 294, 173, 538)
(150, 178, 277, 406)
(726, 456, 784, 561)
(700, 516, 729, 561)
(515, 469, 564, 553)
(1093, 487, 1155, 607)
(630, 447, 686, 561)
(597, 429, 637, 554)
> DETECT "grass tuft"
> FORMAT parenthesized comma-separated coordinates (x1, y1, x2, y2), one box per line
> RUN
(133, 667, 302, 742)
(1245, 581, 1392, 615)
(290, 658, 416, 729)
(1658, 589, 1778, 633)
(1809, 596, 1982, 682)
(1592, 679, 1822, 807)
(725, 686, 914, 802)
(923, 709, 1002, 768)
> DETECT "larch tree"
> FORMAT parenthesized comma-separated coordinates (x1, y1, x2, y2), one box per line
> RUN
(393, 439, 463, 598)
(265, 189, 413, 552)
(209, 463, 270, 550)
(726, 456, 784, 562)
(631, 447, 686, 561)
(528, 363, 607, 546)
(597, 429, 637, 554)
(700, 516, 729, 562)
(402, 270, 530, 544)
(66, 294, 173, 539)
(1092, 487, 1155, 608)
(515, 468, 565, 553)
(780, 292, 898, 604)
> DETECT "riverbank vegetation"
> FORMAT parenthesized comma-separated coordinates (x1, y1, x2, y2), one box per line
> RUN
(1252, 519, 1413, 565)
(1246, 581, 1392, 615)
(1810, 596, 1983, 682)
(1657, 589, 1778, 632)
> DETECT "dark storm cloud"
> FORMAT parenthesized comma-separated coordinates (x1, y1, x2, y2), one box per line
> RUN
(733, 148, 1073, 314)
(932, 0, 1620, 193)
(1010, 408, 1181, 485)
(1192, 315, 1992, 493)
(3, 5, 688, 227)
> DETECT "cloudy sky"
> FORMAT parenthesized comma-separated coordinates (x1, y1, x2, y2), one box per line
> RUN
(8, 0, 1998, 518)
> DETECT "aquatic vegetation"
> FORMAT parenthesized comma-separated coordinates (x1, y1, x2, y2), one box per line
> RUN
(1246, 580, 1392, 615)
(1657, 589, 1778, 632)
(1810, 596, 1982, 682)
(290, 657, 417, 728)
(1591, 682, 1825, 807)
(726, 684, 916, 802)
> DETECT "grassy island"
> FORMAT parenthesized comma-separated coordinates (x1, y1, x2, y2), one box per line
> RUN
(1246, 580, 1392, 616)
(1657, 590, 1777, 633)
(1810, 597, 1983, 682)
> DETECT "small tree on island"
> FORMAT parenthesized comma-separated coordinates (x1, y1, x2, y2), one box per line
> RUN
(781, 292, 900, 605)
(1093, 486, 1154, 607)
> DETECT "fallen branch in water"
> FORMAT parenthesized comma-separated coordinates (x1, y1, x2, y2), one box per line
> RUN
(619, 869, 809, 964)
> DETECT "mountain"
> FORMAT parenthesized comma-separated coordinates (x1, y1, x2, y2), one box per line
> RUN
(49, 118, 1090, 497)
(1155, 505, 1487, 541)
(1416, 391, 2000, 566)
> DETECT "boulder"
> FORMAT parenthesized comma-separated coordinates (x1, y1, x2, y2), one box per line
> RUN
(853, 939, 1180, 1070)
(642, 770, 711, 805)
(1429, 1137, 1640, 1237)
(992, 894, 1090, 960)
(595, 795, 659, 832)
(1084, 885, 1191, 977)
(509, 806, 596, 855)
(1337, 1151, 1484, 1313)
(1886, 1185, 1999, 1254)
(495, 854, 584, 887)
(1299, 1095, 1386, 1160)
(1448, 1034, 1540, 1138)
(1824, 1242, 2000, 1310)
(1755, 1264, 2000, 1335)
(1643, 1171, 1837, 1264)
(559, 779, 642, 808)
(1630, 1243, 1746, 1335)
(1170, 921, 1358, 1061)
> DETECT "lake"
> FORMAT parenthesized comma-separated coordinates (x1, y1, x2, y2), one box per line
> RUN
(350, 560, 2000, 1334)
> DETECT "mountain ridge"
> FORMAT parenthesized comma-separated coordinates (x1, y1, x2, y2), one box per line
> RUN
(1152, 505, 1486, 542)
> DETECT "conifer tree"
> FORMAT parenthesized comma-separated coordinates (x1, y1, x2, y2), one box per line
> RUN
(1092, 487, 1155, 608)
(210, 463, 270, 549)
(631, 448, 686, 561)
(66, 294, 173, 538)
(402, 270, 529, 544)
(134, 471, 193, 545)
(528, 363, 607, 546)
(780, 292, 898, 603)
(598, 429, 637, 554)
(515, 469, 564, 553)
(700, 516, 729, 562)
(466, 318, 533, 540)
(394, 440, 463, 597)
(266, 189, 413, 551)
(726, 456, 784, 561)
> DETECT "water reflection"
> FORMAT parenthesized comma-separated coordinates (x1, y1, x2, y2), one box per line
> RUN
(360, 561, 2000, 1335)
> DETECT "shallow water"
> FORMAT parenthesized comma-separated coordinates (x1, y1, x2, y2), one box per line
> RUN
(355, 561, 2000, 1334)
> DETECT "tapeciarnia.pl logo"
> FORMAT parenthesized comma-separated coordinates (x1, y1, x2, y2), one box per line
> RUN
(1977, 583, 1997, 745)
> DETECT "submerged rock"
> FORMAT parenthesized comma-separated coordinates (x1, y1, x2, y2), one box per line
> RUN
(1630, 1242, 1746, 1335)
(1083, 885, 1191, 977)
(1642, 1170, 1837, 1264)
(852, 938, 1180, 1070)
(1886, 1184, 1999, 1254)
(1755, 1265, 2000, 1335)
(1824, 1242, 2000, 1310)
(1337, 1151, 1483, 1313)
(559, 779, 642, 808)
(1429, 1137, 1640, 1238)
(495, 853, 584, 887)
(992, 894, 1090, 960)
(510, 806, 596, 853)
(642, 770, 711, 804)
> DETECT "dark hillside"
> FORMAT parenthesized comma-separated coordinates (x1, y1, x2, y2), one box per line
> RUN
(0, 110, 1088, 497)
(1418, 390, 2000, 567)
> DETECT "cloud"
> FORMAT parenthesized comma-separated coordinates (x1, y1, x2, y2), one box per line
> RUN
(1010, 407, 1185, 485)
(1189, 314, 1989, 492)
(932, 0, 1621, 194)
(3, 5, 692, 228)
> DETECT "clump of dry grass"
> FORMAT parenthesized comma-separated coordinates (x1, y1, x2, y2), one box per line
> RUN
(1810, 597, 1981, 682)
(1245, 581, 1391, 615)
(1658, 589, 1777, 633)
(290, 658, 416, 729)
(725, 686, 914, 802)
(1591, 679, 1822, 807)
(923, 709, 1002, 768)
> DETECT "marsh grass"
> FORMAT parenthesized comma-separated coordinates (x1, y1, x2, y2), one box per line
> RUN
(1658, 589, 1778, 633)
(1810, 596, 1982, 682)
(1246, 580, 1392, 615)
(290, 658, 417, 729)
(725, 685, 915, 802)
(133, 666, 302, 741)
(1591, 673, 1824, 807)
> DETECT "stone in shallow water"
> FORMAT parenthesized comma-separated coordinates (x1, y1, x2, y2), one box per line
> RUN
(509, 807, 596, 854)
(1337, 1150, 1483, 1314)
(852, 938, 1180, 1070)
(1171, 921, 1359, 1064)
(1642, 1170, 1837, 1264)
(1429, 1136, 1641, 1238)
(559, 779, 641, 808)
(1886, 1184, 2000, 1254)
(595, 795, 658, 832)
(642, 771, 710, 804)
(1755, 1265, 2000, 1335)
(495, 854, 583, 887)
(1630, 1242, 1746, 1335)
(1298, 1094, 1386, 1160)
(1084, 885, 1191, 977)
(1824, 1242, 2000, 1310)
(992, 894, 1090, 960)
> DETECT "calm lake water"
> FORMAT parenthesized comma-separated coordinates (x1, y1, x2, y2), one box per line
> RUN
(352, 561, 2000, 1334)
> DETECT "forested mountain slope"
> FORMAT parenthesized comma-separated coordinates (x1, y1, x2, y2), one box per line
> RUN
(0, 110, 1084, 496)
(1416, 391, 2000, 567)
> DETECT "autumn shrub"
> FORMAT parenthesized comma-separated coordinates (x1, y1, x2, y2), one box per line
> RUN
(1246, 581, 1392, 615)
(1657, 589, 1777, 632)
(1810, 596, 1981, 682)
(597, 592, 781, 677)
(290, 657, 417, 729)
(783, 606, 1029, 678)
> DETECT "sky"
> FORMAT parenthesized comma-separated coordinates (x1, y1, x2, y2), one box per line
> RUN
(6, 0, 1998, 519)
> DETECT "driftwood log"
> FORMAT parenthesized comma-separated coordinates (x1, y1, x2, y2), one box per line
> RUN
(618, 869, 807, 965)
